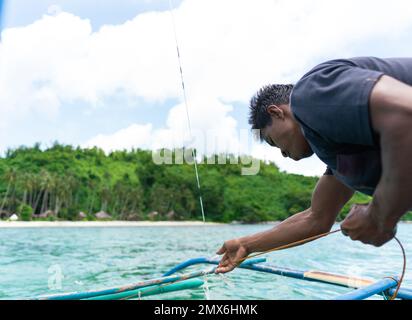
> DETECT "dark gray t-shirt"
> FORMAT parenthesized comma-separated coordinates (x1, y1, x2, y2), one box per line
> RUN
(290, 57, 412, 195)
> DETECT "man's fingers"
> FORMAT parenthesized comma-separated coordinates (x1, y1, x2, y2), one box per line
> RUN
(340, 215, 353, 236)
(215, 266, 232, 274)
(218, 254, 229, 267)
(216, 245, 226, 255)
(215, 263, 235, 274)
(340, 219, 349, 236)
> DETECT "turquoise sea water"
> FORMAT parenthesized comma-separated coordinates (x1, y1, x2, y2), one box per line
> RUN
(0, 223, 411, 300)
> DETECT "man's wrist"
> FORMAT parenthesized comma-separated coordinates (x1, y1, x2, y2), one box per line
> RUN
(238, 236, 254, 255)
(368, 200, 397, 232)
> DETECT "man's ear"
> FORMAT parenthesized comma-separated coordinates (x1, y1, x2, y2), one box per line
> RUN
(266, 105, 284, 120)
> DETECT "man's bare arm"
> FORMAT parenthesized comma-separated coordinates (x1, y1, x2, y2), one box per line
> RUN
(215, 174, 354, 273)
(240, 174, 354, 253)
(368, 76, 412, 233)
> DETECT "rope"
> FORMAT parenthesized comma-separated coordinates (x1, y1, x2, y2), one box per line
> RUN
(389, 236, 406, 300)
(165, 1, 406, 302)
(242, 229, 341, 262)
(89, 230, 405, 300)
(236, 229, 406, 300)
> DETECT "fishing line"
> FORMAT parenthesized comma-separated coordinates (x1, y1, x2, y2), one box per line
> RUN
(75, 229, 405, 300)
(240, 229, 341, 262)
(168, 0, 205, 223)
(168, 0, 210, 299)
(389, 236, 406, 300)
(235, 229, 406, 300)
(138, 231, 406, 300)
(112, 229, 406, 300)
(165, 1, 406, 301)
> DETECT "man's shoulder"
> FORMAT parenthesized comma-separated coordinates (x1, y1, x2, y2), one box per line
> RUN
(290, 59, 349, 105)
(290, 56, 382, 112)
(293, 56, 386, 87)
(293, 56, 412, 96)
(289, 57, 387, 147)
(298, 58, 358, 79)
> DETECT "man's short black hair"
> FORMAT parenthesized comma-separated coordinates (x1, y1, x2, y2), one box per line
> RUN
(248, 84, 294, 136)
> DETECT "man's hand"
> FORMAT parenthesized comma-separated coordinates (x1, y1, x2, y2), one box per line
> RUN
(215, 238, 249, 274)
(340, 203, 397, 247)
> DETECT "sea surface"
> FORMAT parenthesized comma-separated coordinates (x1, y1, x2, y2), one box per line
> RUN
(0, 223, 411, 300)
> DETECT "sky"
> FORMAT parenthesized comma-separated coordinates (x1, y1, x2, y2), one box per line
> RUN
(0, 0, 412, 177)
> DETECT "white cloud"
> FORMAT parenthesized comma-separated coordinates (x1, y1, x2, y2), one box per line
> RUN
(251, 143, 326, 176)
(2, 0, 412, 175)
(83, 97, 241, 156)
(47, 5, 62, 16)
(83, 123, 153, 152)
(82, 117, 326, 176)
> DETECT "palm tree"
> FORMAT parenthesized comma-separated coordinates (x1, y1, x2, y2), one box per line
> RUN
(86, 173, 100, 215)
(39, 170, 53, 214)
(100, 171, 112, 213)
(25, 173, 36, 207)
(0, 167, 17, 215)
(32, 174, 44, 213)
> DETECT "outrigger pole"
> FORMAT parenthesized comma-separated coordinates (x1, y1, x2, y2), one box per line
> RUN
(37, 257, 412, 300)
(37, 258, 263, 300)
(163, 257, 412, 300)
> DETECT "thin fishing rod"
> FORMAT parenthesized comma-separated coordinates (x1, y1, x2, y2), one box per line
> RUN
(168, 0, 205, 222)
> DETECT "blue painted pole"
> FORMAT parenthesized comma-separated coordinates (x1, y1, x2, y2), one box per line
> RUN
(162, 257, 412, 300)
(334, 278, 398, 300)
(241, 263, 306, 280)
(387, 287, 412, 300)
(37, 257, 412, 300)
(38, 268, 216, 300)
(162, 257, 266, 277)
(82, 279, 204, 300)
(38, 257, 265, 300)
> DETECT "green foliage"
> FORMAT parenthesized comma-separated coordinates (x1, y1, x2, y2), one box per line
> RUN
(337, 192, 372, 221)
(400, 211, 412, 221)
(18, 204, 33, 221)
(1, 143, 406, 223)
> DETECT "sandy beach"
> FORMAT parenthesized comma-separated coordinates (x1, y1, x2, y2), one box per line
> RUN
(0, 221, 224, 228)
(0, 220, 408, 228)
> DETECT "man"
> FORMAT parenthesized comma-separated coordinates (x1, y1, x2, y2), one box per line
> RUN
(216, 57, 412, 274)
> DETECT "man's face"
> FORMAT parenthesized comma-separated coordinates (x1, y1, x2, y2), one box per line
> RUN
(260, 104, 313, 161)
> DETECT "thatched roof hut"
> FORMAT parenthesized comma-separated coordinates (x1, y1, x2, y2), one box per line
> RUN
(37, 210, 55, 218)
(147, 211, 159, 220)
(95, 211, 111, 220)
(166, 210, 176, 220)
(78, 211, 87, 220)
